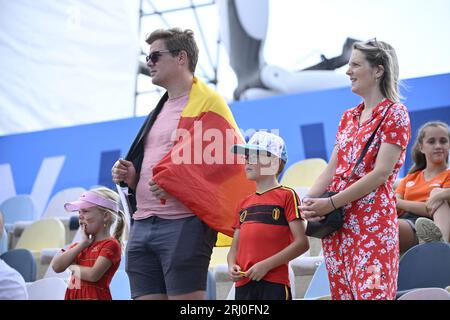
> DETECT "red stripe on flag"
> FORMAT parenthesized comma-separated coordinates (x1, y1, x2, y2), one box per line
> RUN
(152, 111, 255, 236)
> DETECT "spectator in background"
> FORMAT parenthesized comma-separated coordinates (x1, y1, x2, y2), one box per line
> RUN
(301, 39, 410, 299)
(0, 210, 28, 300)
(396, 121, 450, 253)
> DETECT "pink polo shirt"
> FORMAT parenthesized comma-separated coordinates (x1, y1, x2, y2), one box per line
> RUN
(133, 93, 195, 220)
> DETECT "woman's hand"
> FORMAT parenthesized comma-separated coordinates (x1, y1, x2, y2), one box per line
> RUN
(245, 261, 271, 281)
(228, 264, 245, 282)
(300, 197, 334, 222)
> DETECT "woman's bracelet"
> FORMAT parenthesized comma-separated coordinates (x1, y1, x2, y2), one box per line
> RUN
(329, 196, 337, 210)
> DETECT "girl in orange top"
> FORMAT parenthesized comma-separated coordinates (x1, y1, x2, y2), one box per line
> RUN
(396, 121, 450, 253)
(52, 187, 126, 300)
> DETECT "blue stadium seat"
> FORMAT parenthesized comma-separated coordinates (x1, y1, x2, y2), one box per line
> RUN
(0, 195, 36, 231)
(1, 248, 37, 282)
(398, 242, 450, 291)
(206, 270, 216, 300)
(303, 261, 330, 299)
(397, 287, 450, 300)
(0, 226, 8, 254)
(110, 270, 131, 300)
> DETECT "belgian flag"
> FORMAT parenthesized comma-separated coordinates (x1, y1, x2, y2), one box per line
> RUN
(152, 77, 255, 237)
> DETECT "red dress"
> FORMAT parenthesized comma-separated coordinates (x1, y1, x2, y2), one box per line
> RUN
(64, 238, 121, 300)
(323, 98, 410, 300)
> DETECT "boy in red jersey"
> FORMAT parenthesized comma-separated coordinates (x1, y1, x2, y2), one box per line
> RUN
(228, 131, 309, 300)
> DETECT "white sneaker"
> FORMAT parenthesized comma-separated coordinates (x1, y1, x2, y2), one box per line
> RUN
(415, 218, 444, 244)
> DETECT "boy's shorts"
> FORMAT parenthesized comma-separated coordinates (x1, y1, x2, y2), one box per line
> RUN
(126, 215, 217, 298)
(235, 280, 292, 300)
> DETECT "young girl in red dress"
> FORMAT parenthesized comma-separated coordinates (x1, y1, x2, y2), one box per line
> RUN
(52, 187, 126, 300)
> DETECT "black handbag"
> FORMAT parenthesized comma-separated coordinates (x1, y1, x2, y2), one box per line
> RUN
(305, 191, 343, 239)
(305, 104, 392, 239)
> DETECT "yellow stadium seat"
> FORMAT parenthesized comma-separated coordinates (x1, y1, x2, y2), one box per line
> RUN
(209, 246, 230, 269)
(280, 158, 327, 189)
(216, 232, 233, 247)
(15, 218, 66, 257)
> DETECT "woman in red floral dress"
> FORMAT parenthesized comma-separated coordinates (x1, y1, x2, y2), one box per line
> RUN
(301, 39, 410, 300)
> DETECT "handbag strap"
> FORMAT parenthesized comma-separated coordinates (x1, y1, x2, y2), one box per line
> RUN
(346, 103, 393, 183)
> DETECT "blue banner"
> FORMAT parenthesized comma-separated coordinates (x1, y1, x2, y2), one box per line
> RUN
(1, 73, 449, 217)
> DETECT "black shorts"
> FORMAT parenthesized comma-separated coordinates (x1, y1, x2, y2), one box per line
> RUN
(126, 215, 217, 297)
(235, 280, 292, 300)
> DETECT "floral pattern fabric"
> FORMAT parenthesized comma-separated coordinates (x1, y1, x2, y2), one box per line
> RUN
(323, 98, 410, 300)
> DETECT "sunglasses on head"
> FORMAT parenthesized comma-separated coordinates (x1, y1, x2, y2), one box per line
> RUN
(366, 37, 379, 47)
(145, 49, 180, 64)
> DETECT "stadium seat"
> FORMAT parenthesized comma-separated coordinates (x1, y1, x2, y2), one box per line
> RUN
(398, 287, 450, 300)
(12, 188, 85, 246)
(209, 246, 229, 269)
(1, 225, 8, 254)
(280, 158, 327, 189)
(110, 270, 131, 300)
(206, 270, 216, 300)
(0, 195, 36, 230)
(211, 264, 233, 300)
(41, 249, 71, 281)
(216, 232, 232, 247)
(15, 218, 65, 254)
(226, 282, 235, 300)
(303, 261, 330, 299)
(26, 277, 67, 300)
(208, 246, 230, 299)
(397, 242, 450, 291)
(41, 187, 86, 219)
(118, 255, 126, 270)
(290, 236, 323, 298)
(15, 219, 66, 279)
(1, 248, 37, 282)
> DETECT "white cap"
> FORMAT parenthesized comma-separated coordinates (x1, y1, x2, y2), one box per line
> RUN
(231, 131, 287, 162)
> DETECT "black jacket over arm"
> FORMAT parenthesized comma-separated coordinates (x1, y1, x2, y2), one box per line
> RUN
(122, 92, 169, 216)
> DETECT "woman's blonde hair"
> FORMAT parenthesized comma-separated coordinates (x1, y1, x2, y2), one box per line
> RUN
(353, 39, 402, 102)
(409, 121, 450, 174)
(90, 187, 127, 245)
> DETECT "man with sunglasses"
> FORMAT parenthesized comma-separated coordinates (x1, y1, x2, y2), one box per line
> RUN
(112, 28, 252, 300)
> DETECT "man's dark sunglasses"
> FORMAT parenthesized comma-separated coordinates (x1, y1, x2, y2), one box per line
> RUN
(145, 49, 180, 63)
